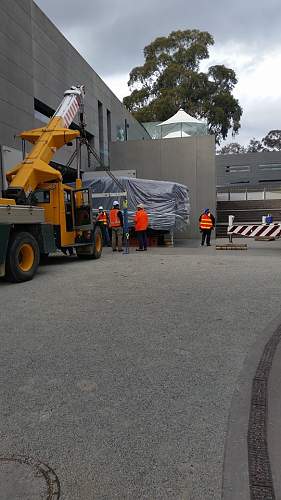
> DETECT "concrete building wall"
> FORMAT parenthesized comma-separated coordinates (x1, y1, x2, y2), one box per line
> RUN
(0, 0, 150, 170)
(110, 135, 216, 238)
(216, 151, 281, 186)
(0, 0, 35, 149)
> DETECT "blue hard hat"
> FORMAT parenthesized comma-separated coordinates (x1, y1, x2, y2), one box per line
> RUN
(204, 208, 210, 214)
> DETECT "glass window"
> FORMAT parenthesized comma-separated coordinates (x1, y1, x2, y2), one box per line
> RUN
(247, 191, 264, 200)
(33, 190, 50, 203)
(229, 192, 246, 201)
(64, 190, 72, 202)
(259, 164, 281, 170)
(266, 191, 281, 199)
(217, 192, 229, 201)
(225, 165, 250, 173)
(34, 110, 49, 124)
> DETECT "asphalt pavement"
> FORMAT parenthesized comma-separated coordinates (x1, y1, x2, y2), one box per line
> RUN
(1, 239, 281, 499)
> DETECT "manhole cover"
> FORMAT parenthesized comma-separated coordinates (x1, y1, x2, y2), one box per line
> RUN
(0, 456, 60, 499)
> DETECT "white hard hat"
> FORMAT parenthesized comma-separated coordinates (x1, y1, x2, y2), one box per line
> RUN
(137, 203, 144, 208)
(113, 200, 119, 206)
(98, 206, 103, 210)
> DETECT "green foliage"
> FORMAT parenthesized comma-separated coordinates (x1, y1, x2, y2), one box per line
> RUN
(246, 138, 264, 153)
(262, 130, 281, 151)
(218, 142, 246, 155)
(218, 131, 281, 155)
(123, 29, 242, 144)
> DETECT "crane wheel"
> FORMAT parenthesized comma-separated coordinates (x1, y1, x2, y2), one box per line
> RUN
(93, 226, 102, 258)
(5, 232, 40, 283)
(76, 226, 103, 259)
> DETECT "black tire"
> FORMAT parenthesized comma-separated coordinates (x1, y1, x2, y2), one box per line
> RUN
(5, 231, 40, 283)
(76, 226, 103, 260)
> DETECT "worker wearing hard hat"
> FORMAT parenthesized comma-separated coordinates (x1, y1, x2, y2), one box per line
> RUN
(134, 203, 149, 251)
(199, 208, 215, 246)
(96, 206, 110, 246)
(109, 201, 123, 252)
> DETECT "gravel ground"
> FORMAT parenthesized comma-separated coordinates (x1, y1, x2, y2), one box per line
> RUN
(1, 239, 281, 499)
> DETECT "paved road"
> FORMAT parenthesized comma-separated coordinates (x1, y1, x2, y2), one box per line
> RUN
(1, 240, 281, 499)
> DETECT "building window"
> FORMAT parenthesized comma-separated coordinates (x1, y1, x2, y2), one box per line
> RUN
(225, 165, 250, 173)
(230, 180, 250, 184)
(258, 164, 281, 170)
(34, 98, 54, 123)
(34, 109, 49, 124)
(259, 179, 281, 183)
(98, 101, 104, 162)
(116, 125, 125, 141)
(107, 110, 111, 144)
(106, 110, 111, 166)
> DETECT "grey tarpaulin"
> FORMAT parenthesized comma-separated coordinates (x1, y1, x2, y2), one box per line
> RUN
(84, 176, 190, 231)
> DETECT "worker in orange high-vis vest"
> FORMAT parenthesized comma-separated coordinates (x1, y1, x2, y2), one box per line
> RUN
(134, 203, 149, 251)
(109, 201, 123, 252)
(199, 208, 215, 246)
(96, 206, 110, 246)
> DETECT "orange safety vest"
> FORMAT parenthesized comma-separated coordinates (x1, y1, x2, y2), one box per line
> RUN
(109, 208, 121, 228)
(199, 213, 213, 230)
(134, 209, 149, 231)
(97, 211, 107, 225)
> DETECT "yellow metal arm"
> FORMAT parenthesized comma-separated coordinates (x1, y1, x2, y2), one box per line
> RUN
(6, 116, 80, 198)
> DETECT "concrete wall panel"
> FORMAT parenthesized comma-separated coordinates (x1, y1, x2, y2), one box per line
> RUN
(0, 0, 149, 168)
(0, 5, 33, 57)
(0, 76, 33, 115)
(110, 136, 216, 238)
(0, 99, 33, 132)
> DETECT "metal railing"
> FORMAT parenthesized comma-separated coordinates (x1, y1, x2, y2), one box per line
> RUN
(217, 184, 281, 201)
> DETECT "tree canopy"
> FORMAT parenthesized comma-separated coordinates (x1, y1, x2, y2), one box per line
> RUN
(218, 130, 281, 154)
(123, 29, 242, 144)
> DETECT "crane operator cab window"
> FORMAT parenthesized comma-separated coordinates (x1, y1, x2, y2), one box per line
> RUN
(72, 189, 93, 229)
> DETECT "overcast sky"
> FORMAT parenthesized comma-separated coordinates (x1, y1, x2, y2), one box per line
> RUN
(34, 0, 281, 145)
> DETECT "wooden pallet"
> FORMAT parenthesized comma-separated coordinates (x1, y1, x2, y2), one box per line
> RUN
(255, 236, 276, 241)
(216, 243, 248, 250)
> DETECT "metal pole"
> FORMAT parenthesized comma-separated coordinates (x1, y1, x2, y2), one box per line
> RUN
(22, 139, 26, 160)
(123, 198, 129, 255)
(76, 138, 81, 179)
(87, 142, 91, 170)
(228, 215, 234, 243)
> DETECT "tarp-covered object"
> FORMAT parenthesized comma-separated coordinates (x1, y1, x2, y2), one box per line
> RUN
(84, 176, 190, 231)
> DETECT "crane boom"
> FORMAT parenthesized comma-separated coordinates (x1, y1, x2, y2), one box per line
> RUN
(4, 85, 85, 204)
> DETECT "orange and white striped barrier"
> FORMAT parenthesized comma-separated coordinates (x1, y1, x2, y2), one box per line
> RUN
(227, 215, 281, 240)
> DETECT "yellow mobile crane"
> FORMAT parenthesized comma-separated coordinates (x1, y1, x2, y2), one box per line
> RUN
(0, 86, 102, 282)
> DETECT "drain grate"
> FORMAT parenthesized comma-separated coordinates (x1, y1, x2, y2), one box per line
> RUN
(0, 455, 60, 499)
(247, 325, 281, 499)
